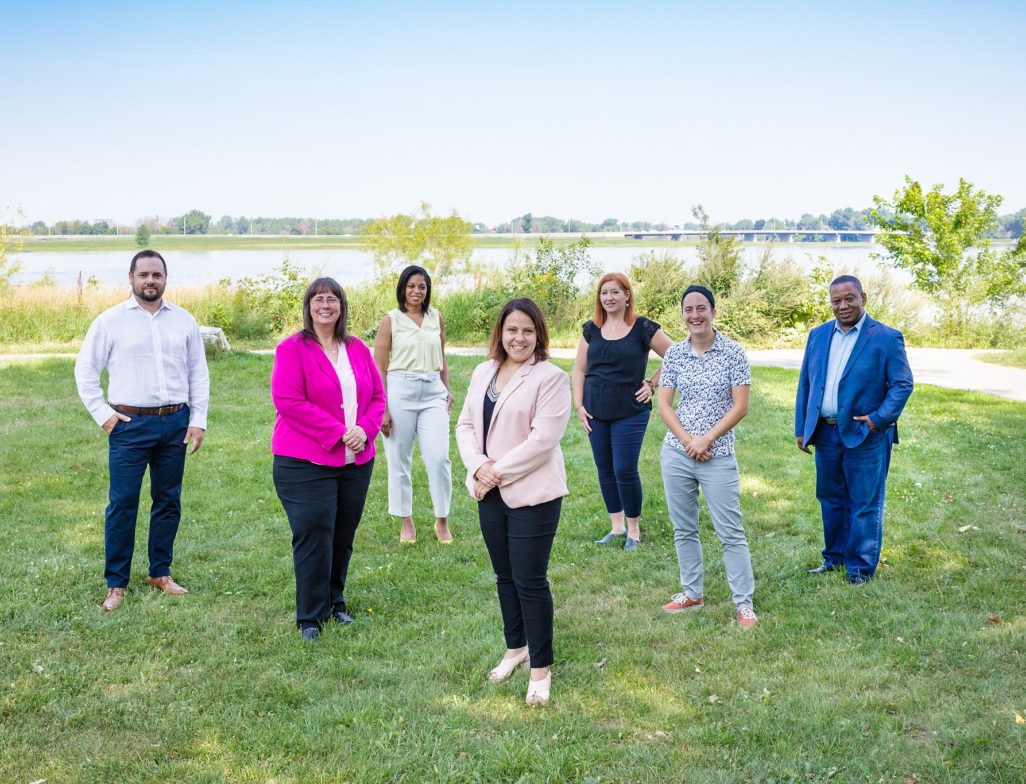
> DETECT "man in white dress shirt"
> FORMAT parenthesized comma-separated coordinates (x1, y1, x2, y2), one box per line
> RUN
(75, 250, 210, 611)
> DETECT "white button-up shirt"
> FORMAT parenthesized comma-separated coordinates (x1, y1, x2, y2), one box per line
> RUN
(74, 297, 210, 429)
(819, 311, 866, 419)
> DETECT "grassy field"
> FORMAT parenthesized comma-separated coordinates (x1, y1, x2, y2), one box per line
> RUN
(1, 355, 1024, 783)
(977, 349, 1026, 369)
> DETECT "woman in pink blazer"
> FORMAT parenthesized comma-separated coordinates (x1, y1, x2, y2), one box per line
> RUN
(271, 278, 385, 642)
(456, 298, 570, 706)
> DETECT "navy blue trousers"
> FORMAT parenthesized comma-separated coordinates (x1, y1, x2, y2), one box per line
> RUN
(105, 406, 189, 589)
(812, 422, 894, 579)
(586, 410, 650, 518)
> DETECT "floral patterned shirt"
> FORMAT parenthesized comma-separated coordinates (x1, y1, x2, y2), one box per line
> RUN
(659, 331, 751, 456)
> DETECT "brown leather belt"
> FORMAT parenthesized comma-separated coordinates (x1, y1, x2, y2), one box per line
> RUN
(112, 403, 186, 416)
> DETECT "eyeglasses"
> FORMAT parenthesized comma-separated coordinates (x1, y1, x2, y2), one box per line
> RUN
(311, 297, 340, 306)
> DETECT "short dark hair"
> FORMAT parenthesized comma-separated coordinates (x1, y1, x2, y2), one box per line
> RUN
(830, 274, 864, 294)
(130, 249, 166, 274)
(397, 265, 432, 313)
(301, 277, 350, 344)
(488, 298, 549, 364)
(681, 284, 715, 310)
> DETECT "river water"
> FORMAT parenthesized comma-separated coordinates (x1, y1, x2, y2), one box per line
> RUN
(10, 244, 896, 289)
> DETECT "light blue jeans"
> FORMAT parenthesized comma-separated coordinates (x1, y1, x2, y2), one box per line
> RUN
(660, 443, 755, 609)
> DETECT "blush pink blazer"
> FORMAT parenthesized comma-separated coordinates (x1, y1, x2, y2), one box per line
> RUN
(456, 358, 570, 508)
(271, 332, 386, 467)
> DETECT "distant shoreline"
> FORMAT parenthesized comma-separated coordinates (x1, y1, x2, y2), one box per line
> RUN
(14, 233, 896, 253)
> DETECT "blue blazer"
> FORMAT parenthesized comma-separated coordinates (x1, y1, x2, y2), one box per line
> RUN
(794, 315, 913, 448)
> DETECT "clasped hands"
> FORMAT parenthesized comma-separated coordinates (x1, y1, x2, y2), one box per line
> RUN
(342, 425, 368, 453)
(472, 460, 503, 500)
(683, 433, 713, 462)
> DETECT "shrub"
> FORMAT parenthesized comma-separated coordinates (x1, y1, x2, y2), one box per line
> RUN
(629, 251, 689, 336)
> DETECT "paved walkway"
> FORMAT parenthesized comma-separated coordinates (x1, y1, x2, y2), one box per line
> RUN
(5, 347, 1025, 402)
(451, 346, 1026, 402)
(746, 348, 1026, 403)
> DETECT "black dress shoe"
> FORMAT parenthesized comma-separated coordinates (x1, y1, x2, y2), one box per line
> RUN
(808, 563, 839, 574)
(847, 574, 870, 586)
(300, 624, 320, 642)
(331, 605, 354, 625)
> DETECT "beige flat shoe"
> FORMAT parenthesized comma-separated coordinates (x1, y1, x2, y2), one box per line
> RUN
(526, 672, 551, 706)
(488, 649, 529, 682)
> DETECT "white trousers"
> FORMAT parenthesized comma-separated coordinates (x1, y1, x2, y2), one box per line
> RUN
(383, 371, 452, 518)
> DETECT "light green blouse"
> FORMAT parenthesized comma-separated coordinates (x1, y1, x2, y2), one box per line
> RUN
(387, 306, 443, 372)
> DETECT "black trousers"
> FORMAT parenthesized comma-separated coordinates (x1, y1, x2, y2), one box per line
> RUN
(272, 455, 374, 627)
(478, 489, 562, 668)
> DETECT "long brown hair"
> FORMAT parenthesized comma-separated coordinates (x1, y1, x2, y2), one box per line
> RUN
(488, 298, 549, 364)
(593, 272, 637, 326)
(301, 277, 350, 344)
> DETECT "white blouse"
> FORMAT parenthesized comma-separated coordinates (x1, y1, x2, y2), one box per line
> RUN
(333, 346, 359, 465)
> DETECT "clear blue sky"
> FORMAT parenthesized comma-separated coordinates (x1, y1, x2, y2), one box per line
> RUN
(3, 0, 1023, 225)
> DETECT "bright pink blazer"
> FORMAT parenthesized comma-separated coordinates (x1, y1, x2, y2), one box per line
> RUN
(271, 332, 385, 467)
(456, 358, 570, 508)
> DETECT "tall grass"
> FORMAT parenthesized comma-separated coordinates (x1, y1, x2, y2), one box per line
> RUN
(3, 251, 1025, 350)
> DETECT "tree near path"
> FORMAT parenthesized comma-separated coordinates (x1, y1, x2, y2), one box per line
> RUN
(362, 202, 472, 280)
(0, 207, 27, 290)
(871, 177, 1026, 339)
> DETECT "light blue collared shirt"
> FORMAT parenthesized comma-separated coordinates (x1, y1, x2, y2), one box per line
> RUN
(819, 312, 866, 419)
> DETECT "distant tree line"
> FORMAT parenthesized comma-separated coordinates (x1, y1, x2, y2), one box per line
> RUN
(19, 205, 1026, 241)
(498, 208, 1025, 241)
(25, 212, 371, 237)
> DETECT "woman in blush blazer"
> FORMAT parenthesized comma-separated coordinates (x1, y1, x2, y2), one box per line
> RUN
(271, 277, 385, 642)
(456, 298, 570, 706)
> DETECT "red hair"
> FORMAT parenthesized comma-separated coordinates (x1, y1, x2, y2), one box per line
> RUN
(593, 272, 637, 326)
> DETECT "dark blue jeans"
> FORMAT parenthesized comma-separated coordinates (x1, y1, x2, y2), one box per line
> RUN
(105, 406, 189, 589)
(812, 422, 894, 579)
(478, 489, 561, 669)
(587, 410, 650, 518)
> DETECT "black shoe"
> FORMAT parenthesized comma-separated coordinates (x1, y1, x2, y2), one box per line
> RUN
(331, 604, 354, 625)
(847, 574, 870, 586)
(300, 624, 320, 642)
(808, 563, 840, 575)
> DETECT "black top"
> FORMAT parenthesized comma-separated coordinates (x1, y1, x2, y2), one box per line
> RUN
(582, 316, 661, 420)
(482, 371, 499, 456)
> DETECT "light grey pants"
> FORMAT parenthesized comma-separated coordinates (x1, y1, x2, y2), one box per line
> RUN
(383, 371, 452, 518)
(660, 443, 755, 609)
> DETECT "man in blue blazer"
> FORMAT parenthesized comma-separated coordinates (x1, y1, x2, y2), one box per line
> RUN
(795, 275, 913, 584)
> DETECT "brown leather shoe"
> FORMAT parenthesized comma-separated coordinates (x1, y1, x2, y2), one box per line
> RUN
(102, 587, 125, 612)
(146, 575, 189, 595)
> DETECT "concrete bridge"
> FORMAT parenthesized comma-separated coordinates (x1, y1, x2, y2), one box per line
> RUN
(624, 229, 883, 243)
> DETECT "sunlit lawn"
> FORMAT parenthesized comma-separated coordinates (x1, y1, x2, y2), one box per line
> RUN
(977, 348, 1026, 369)
(1, 355, 1024, 783)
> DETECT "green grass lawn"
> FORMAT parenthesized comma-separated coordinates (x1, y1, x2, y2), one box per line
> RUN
(2, 356, 1024, 783)
(976, 349, 1026, 369)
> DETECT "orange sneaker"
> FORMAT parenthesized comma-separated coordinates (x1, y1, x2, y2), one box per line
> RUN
(737, 606, 758, 629)
(662, 592, 704, 613)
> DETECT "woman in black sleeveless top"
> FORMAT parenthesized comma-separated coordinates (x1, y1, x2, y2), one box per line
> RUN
(571, 273, 672, 550)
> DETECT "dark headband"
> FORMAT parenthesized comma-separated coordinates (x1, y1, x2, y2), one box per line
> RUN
(681, 285, 715, 309)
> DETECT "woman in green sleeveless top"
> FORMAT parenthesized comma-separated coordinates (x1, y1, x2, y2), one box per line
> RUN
(373, 265, 454, 544)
